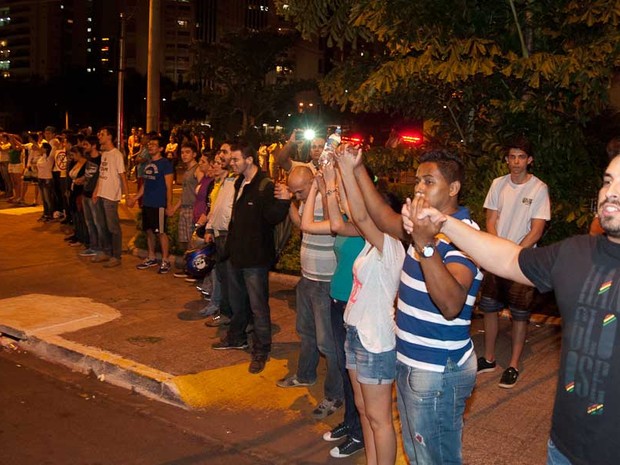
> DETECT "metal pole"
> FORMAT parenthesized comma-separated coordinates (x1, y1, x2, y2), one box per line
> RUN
(117, 12, 126, 152)
(146, 0, 161, 133)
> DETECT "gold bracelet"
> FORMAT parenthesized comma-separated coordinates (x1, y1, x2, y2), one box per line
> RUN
(325, 188, 337, 196)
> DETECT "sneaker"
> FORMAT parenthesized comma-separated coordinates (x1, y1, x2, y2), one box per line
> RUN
(68, 240, 82, 247)
(196, 284, 212, 297)
(477, 356, 497, 373)
(499, 367, 519, 389)
(91, 254, 110, 263)
(205, 314, 231, 327)
(330, 437, 364, 458)
(249, 357, 267, 374)
(173, 271, 189, 278)
(198, 304, 219, 317)
(323, 423, 348, 442)
(103, 257, 121, 268)
(158, 261, 171, 274)
(276, 375, 316, 388)
(185, 277, 198, 283)
(136, 258, 159, 270)
(312, 398, 343, 419)
(79, 248, 97, 257)
(212, 339, 248, 350)
(64, 234, 77, 242)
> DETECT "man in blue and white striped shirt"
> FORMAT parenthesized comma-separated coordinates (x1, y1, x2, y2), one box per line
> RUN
(354, 150, 482, 465)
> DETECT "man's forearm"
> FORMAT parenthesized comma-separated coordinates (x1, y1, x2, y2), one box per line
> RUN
(442, 217, 532, 285)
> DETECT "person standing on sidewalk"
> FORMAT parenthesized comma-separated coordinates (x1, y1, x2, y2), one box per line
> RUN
(168, 142, 203, 259)
(77, 135, 103, 258)
(202, 143, 236, 327)
(92, 127, 129, 268)
(127, 136, 174, 274)
(477, 137, 551, 388)
(212, 141, 291, 375)
(276, 166, 343, 419)
(406, 152, 620, 465)
(357, 150, 481, 465)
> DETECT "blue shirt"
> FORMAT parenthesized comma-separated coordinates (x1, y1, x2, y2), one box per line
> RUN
(330, 234, 365, 302)
(396, 206, 483, 372)
(142, 157, 173, 208)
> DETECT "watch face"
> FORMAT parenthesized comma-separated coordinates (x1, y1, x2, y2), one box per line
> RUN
(422, 245, 435, 258)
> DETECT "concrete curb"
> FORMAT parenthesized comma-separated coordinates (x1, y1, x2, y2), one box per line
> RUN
(4, 328, 186, 409)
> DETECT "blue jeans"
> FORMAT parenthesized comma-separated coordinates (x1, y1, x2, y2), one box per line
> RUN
(345, 325, 396, 384)
(38, 178, 55, 217)
(331, 298, 363, 442)
(227, 266, 271, 358)
(547, 439, 572, 465)
(396, 354, 476, 465)
(82, 196, 105, 252)
(214, 235, 232, 318)
(295, 277, 343, 400)
(101, 198, 122, 259)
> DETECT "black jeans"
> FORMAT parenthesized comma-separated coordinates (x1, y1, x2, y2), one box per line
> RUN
(330, 298, 363, 442)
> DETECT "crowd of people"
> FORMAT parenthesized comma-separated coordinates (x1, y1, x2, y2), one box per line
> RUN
(1, 123, 619, 465)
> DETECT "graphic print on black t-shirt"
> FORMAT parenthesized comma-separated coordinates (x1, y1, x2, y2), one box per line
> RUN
(564, 266, 619, 416)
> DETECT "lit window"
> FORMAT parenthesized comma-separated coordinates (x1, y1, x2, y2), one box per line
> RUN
(87, 28, 92, 32)
(177, 19, 188, 27)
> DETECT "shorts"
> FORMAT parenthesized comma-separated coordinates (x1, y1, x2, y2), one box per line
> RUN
(178, 206, 193, 243)
(8, 163, 22, 174)
(142, 206, 167, 234)
(479, 272, 534, 321)
(345, 325, 396, 385)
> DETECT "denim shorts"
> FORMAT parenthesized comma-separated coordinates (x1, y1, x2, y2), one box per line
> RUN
(345, 325, 396, 385)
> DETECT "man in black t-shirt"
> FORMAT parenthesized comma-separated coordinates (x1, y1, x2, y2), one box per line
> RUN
(402, 155, 620, 465)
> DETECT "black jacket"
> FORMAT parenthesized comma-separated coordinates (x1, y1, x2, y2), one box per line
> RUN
(226, 169, 290, 268)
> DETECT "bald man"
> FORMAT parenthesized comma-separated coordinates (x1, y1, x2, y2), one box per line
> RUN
(277, 166, 343, 419)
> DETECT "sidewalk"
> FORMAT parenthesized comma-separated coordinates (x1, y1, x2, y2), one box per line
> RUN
(0, 199, 561, 464)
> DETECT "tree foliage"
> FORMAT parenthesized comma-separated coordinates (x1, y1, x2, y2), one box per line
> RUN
(276, 0, 620, 240)
(178, 28, 309, 138)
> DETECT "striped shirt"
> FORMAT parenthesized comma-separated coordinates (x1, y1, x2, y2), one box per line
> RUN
(299, 193, 336, 282)
(396, 206, 483, 372)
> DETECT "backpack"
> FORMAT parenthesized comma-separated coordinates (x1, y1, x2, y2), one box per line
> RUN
(259, 176, 293, 261)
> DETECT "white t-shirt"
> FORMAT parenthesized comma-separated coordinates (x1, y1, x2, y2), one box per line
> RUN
(484, 174, 550, 244)
(97, 148, 125, 201)
(344, 233, 406, 353)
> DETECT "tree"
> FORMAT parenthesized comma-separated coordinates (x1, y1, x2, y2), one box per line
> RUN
(276, 0, 620, 240)
(178, 28, 307, 138)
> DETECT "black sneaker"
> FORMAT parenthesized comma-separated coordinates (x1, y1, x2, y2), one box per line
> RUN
(212, 340, 248, 350)
(330, 437, 364, 458)
(323, 422, 348, 442)
(158, 261, 171, 274)
(477, 356, 497, 373)
(499, 367, 519, 388)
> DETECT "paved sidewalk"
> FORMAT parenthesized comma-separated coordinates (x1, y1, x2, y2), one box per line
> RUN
(0, 199, 561, 464)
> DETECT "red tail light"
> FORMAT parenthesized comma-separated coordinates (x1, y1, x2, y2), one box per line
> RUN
(400, 132, 423, 145)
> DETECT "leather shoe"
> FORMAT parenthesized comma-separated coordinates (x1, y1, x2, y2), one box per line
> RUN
(249, 357, 267, 374)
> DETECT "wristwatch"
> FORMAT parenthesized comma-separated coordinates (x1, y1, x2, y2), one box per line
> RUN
(416, 242, 435, 258)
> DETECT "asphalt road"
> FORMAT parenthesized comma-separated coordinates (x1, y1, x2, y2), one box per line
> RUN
(0, 344, 270, 465)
